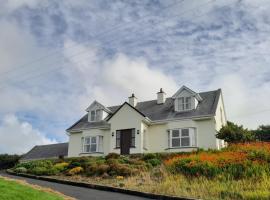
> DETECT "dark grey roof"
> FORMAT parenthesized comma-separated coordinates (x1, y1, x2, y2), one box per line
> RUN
(21, 143, 68, 161)
(67, 89, 221, 132)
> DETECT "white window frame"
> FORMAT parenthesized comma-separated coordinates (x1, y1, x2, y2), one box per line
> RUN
(178, 97, 192, 111)
(90, 109, 102, 122)
(168, 128, 196, 148)
(82, 136, 103, 153)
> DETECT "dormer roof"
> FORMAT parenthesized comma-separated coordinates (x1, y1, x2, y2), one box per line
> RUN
(85, 100, 112, 113)
(172, 85, 203, 101)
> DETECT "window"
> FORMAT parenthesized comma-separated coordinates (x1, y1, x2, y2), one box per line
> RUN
(168, 128, 196, 148)
(82, 136, 103, 153)
(178, 97, 192, 111)
(116, 130, 121, 148)
(90, 111, 96, 121)
(90, 109, 103, 121)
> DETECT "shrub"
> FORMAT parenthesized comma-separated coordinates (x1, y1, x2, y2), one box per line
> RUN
(0, 154, 20, 169)
(142, 153, 157, 161)
(147, 158, 161, 167)
(53, 162, 69, 172)
(105, 153, 120, 160)
(68, 161, 81, 169)
(96, 164, 110, 175)
(109, 163, 135, 177)
(30, 167, 49, 176)
(216, 121, 255, 143)
(67, 166, 83, 176)
(14, 167, 27, 173)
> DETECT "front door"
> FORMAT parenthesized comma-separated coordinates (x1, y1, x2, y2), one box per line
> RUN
(120, 129, 132, 155)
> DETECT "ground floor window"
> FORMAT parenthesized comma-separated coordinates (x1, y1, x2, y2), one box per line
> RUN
(168, 128, 196, 148)
(82, 136, 103, 153)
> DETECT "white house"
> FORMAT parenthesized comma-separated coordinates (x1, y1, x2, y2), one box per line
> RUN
(66, 86, 227, 157)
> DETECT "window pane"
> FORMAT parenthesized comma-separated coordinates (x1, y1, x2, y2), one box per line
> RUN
(84, 145, 90, 152)
(131, 138, 135, 147)
(181, 129, 189, 136)
(132, 129, 135, 137)
(172, 130, 179, 137)
(91, 137, 96, 144)
(181, 137, 190, 147)
(96, 109, 102, 120)
(98, 136, 103, 152)
(116, 131, 121, 139)
(185, 97, 191, 103)
(90, 144, 96, 152)
(172, 138, 180, 147)
(116, 138, 120, 148)
(85, 138, 90, 144)
(91, 111, 95, 121)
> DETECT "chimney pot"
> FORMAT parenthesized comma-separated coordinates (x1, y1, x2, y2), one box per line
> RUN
(128, 93, 137, 107)
(157, 88, 166, 104)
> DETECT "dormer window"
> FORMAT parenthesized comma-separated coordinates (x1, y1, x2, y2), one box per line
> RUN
(86, 100, 111, 122)
(178, 97, 191, 111)
(90, 109, 102, 122)
(172, 86, 203, 112)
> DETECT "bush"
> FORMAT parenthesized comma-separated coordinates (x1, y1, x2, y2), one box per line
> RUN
(30, 167, 49, 176)
(105, 153, 120, 160)
(68, 161, 81, 169)
(109, 163, 135, 177)
(0, 154, 20, 169)
(53, 162, 69, 172)
(147, 158, 161, 167)
(14, 167, 27, 173)
(216, 121, 255, 143)
(142, 153, 157, 161)
(67, 167, 83, 176)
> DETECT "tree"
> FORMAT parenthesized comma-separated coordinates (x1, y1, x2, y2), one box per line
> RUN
(216, 121, 255, 144)
(252, 125, 270, 141)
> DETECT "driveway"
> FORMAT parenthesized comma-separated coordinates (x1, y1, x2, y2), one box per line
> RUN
(0, 172, 152, 200)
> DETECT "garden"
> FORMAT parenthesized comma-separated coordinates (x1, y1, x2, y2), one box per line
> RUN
(11, 142, 270, 200)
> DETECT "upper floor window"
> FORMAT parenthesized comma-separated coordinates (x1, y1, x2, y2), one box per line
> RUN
(178, 97, 191, 111)
(90, 109, 102, 121)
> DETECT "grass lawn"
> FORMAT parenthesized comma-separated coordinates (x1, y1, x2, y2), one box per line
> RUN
(0, 177, 72, 200)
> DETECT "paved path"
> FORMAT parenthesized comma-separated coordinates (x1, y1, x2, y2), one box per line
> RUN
(0, 172, 152, 200)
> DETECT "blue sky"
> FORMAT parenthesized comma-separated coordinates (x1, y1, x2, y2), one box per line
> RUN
(0, 0, 270, 154)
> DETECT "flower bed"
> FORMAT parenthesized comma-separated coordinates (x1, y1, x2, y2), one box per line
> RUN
(165, 142, 270, 178)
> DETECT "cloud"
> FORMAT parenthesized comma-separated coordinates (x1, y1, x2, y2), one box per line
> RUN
(0, 114, 56, 154)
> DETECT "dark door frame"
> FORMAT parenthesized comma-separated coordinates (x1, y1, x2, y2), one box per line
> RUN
(117, 128, 134, 155)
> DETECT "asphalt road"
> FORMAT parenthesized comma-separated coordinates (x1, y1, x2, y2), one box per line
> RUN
(0, 172, 152, 200)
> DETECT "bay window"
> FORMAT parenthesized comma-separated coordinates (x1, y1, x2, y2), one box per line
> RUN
(82, 136, 103, 153)
(168, 128, 196, 148)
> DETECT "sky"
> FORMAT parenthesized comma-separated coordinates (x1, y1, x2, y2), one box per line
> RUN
(0, 0, 270, 154)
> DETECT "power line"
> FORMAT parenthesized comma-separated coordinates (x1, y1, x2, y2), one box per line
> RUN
(0, 0, 217, 86)
(0, 0, 260, 89)
(0, 0, 248, 89)
(0, 0, 186, 78)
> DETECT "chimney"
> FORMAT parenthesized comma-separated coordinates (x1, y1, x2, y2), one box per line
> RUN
(157, 88, 166, 104)
(128, 93, 137, 107)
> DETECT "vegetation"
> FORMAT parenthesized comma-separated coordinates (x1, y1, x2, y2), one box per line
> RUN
(0, 154, 20, 169)
(252, 125, 270, 141)
(0, 177, 72, 200)
(216, 121, 255, 143)
(12, 142, 270, 199)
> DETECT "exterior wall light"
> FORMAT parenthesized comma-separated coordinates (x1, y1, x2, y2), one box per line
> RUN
(112, 132, 114, 137)
(137, 130, 140, 135)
